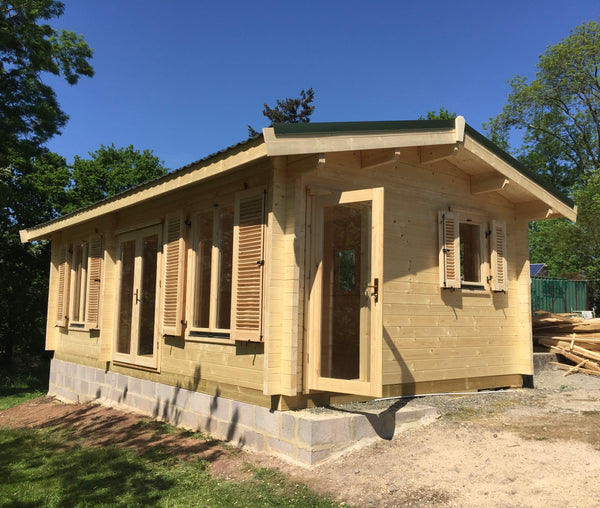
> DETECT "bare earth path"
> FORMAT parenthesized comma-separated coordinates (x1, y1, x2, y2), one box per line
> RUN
(2, 368, 600, 507)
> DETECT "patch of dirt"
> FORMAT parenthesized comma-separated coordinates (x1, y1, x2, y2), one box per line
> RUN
(2, 367, 600, 507)
(0, 396, 249, 480)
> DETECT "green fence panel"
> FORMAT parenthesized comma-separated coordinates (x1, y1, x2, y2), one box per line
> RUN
(531, 277, 587, 313)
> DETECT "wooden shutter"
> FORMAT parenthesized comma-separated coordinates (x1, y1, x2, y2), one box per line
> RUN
(85, 234, 103, 329)
(490, 220, 507, 292)
(55, 244, 71, 327)
(162, 212, 186, 336)
(438, 211, 461, 289)
(231, 188, 266, 341)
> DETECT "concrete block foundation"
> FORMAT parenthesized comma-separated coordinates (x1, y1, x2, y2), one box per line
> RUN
(48, 358, 437, 465)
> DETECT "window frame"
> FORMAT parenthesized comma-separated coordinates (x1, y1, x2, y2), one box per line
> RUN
(69, 240, 89, 326)
(458, 215, 488, 289)
(186, 203, 235, 340)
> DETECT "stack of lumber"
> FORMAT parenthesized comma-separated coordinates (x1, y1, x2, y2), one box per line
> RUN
(533, 311, 600, 377)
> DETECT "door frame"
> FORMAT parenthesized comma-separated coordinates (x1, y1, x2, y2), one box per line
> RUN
(305, 187, 384, 397)
(113, 224, 162, 370)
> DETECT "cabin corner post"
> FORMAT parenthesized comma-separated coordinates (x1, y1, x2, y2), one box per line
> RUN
(263, 156, 296, 396)
(514, 214, 535, 375)
(45, 232, 63, 351)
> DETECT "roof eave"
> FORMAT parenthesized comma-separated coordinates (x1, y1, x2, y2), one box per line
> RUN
(20, 138, 268, 243)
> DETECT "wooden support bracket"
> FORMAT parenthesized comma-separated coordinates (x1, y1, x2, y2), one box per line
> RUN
(317, 153, 326, 168)
(420, 144, 459, 164)
(470, 174, 510, 195)
(360, 148, 401, 170)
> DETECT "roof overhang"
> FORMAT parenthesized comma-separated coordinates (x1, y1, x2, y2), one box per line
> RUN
(20, 139, 268, 243)
(263, 116, 576, 223)
(20, 116, 576, 243)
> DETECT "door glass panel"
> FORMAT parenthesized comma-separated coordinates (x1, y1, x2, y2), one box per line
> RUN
(320, 202, 371, 380)
(117, 239, 135, 354)
(138, 234, 158, 356)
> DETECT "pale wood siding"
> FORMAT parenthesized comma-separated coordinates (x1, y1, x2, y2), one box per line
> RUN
(379, 157, 531, 386)
(48, 162, 270, 400)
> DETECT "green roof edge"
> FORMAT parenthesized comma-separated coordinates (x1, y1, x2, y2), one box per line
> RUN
(273, 120, 574, 209)
(273, 119, 455, 135)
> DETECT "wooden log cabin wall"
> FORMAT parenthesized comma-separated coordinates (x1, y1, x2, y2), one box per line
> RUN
(20, 117, 577, 410)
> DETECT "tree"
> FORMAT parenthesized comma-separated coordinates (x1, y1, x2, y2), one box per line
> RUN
(419, 108, 456, 120)
(486, 19, 600, 192)
(0, 0, 94, 168)
(0, 1, 94, 369)
(248, 88, 315, 138)
(64, 144, 168, 213)
(487, 19, 600, 309)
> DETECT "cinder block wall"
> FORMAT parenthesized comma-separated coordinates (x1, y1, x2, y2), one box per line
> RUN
(48, 358, 436, 465)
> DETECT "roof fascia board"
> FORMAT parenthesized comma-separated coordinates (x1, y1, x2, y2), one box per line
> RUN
(20, 143, 269, 243)
(264, 116, 465, 157)
(462, 133, 577, 222)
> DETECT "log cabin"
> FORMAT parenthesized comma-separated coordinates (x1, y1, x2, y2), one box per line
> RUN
(20, 117, 577, 459)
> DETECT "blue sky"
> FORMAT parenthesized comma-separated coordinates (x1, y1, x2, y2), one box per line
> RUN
(46, 1, 599, 170)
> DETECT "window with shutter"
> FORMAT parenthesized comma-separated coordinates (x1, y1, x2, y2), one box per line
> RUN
(438, 211, 461, 288)
(85, 235, 103, 329)
(162, 212, 186, 336)
(189, 205, 234, 335)
(231, 188, 266, 342)
(490, 220, 507, 292)
(56, 244, 71, 327)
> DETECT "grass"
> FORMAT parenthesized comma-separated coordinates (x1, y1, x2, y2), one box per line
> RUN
(0, 370, 47, 410)
(0, 425, 342, 507)
(0, 384, 343, 507)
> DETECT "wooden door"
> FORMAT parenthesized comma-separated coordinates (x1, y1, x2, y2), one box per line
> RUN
(114, 225, 161, 369)
(307, 188, 383, 397)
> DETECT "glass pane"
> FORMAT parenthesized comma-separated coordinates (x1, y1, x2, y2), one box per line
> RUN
(71, 243, 83, 322)
(321, 203, 370, 380)
(193, 212, 214, 328)
(117, 240, 135, 354)
(216, 206, 234, 329)
(460, 222, 481, 283)
(338, 250, 356, 292)
(138, 234, 158, 356)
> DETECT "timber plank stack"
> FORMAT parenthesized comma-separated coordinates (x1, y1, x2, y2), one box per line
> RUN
(533, 311, 600, 377)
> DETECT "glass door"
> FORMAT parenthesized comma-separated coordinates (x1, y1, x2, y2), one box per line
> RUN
(114, 225, 161, 369)
(307, 188, 383, 397)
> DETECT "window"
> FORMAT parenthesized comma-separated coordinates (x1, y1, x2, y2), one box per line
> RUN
(70, 241, 89, 324)
(439, 210, 506, 291)
(189, 205, 234, 334)
(55, 234, 103, 329)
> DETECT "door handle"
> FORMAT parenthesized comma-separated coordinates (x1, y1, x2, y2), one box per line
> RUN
(366, 278, 379, 303)
(135, 289, 141, 304)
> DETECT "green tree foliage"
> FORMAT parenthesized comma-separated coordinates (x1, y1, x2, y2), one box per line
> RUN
(248, 88, 315, 138)
(487, 19, 600, 308)
(486, 19, 600, 192)
(0, 1, 94, 368)
(64, 144, 167, 213)
(419, 108, 457, 120)
(0, 0, 94, 167)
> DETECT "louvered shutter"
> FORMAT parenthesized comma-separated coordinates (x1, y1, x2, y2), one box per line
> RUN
(56, 244, 71, 327)
(438, 211, 461, 288)
(162, 212, 186, 336)
(85, 235, 103, 329)
(231, 188, 266, 341)
(490, 220, 507, 292)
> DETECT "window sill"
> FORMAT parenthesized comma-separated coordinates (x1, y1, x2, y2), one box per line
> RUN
(186, 330, 234, 345)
